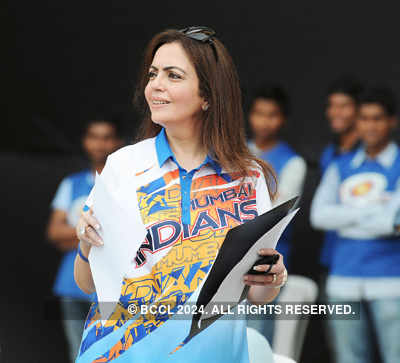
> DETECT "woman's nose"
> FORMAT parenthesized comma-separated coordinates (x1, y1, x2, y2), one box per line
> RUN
(150, 73, 165, 91)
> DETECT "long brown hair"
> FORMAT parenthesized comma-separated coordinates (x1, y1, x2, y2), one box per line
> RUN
(133, 28, 277, 199)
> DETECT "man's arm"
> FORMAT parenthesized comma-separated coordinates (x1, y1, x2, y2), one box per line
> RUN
(47, 177, 79, 251)
(273, 156, 307, 205)
(340, 188, 400, 238)
(47, 209, 79, 251)
(310, 163, 375, 230)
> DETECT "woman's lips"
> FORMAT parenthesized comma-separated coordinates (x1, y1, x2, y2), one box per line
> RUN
(150, 99, 171, 108)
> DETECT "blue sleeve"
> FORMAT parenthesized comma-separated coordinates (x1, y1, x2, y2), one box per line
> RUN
(319, 147, 331, 172)
(51, 177, 72, 211)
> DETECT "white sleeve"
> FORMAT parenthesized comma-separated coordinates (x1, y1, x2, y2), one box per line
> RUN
(51, 177, 72, 211)
(343, 187, 400, 237)
(256, 170, 272, 215)
(274, 156, 307, 206)
(310, 163, 376, 230)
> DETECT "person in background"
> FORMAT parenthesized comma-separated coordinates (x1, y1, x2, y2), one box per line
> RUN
(247, 84, 307, 269)
(247, 84, 307, 344)
(319, 76, 364, 272)
(46, 116, 123, 363)
(311, 86, 400, 363)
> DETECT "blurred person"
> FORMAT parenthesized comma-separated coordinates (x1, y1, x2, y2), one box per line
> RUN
(247, 83, 306, 268)
(310, 86, 400, 363)
(319, 76, 364, 272)
(246, 84, 306, 344)
(73, 27, 288, 363)
(315, 76, 364, 361)
(46, 117, 123, 363)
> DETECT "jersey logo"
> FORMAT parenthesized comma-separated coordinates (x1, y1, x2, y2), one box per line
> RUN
(340, 172, 388, 207)
(134, 198, 257, 267)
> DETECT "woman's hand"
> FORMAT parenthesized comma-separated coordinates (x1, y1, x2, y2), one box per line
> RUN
(76, 208, 103, 255)
(245, 248, 287, 304)
(244, 248, 287, 289)
(74, 208, 101, 294)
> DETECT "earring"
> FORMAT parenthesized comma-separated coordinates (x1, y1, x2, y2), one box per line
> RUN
(202, 103, 209, 111)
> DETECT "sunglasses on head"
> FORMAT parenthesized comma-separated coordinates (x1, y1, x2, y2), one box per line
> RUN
(178, 26, 216, 43)
(178, 26, 218, 60)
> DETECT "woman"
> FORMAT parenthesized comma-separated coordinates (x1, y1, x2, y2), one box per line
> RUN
(74, 26, 287, 363)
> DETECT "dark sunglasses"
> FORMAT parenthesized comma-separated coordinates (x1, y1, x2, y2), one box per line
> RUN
(179, 26, 216, 43)
(178, 26, 218, 60)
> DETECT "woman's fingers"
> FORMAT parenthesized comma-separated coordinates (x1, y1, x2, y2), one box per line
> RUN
(244, 270, 283, 283)
(252, 263, 284, 275)
(78, 224, 103, 247)
(76, 209, 103, 247)
(85, 226, 103, 246)
(244, 269, 286, 287)
(243, 281, 272, 286)
(254, 249, 285, 275)
(243, 248, 287, 287)
(82, 209, 101, 231)
(258, 248, 278, 255)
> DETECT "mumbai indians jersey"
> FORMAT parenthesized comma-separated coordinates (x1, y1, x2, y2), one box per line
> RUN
(77, 128, 271, 363)
(331, 142, 400, 277)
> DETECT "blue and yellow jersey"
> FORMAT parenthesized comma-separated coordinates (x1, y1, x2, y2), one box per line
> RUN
(77, 128, 271, 363)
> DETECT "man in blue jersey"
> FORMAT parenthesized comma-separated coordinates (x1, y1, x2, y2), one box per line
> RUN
(248, 83, 306, 268)
(319, 76, 364, 271)
(46, 116, 123, 362)
(247, 84, 307, 344)
(311, 86, 400, 363)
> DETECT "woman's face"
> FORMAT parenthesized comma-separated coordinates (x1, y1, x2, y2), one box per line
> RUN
(144, 42, 206, 128)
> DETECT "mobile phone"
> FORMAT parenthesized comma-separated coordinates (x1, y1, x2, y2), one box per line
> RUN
(247, 254, 280, 275)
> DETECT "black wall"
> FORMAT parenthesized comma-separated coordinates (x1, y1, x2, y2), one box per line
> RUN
(6, 1, 400, 154)
(3, 1, 400, 362)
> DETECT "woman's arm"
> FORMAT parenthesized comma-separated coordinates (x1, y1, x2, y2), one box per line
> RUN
(247, 284, 281, 304)
(74, 209, 103, 294)
(74, 241, 96, 294)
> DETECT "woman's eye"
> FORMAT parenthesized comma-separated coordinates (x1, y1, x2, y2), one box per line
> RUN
(169, 72, 182, 80)
(148, 71, 157, 79)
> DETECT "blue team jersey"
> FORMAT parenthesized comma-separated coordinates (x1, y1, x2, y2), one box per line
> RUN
(318, 141, 362, 268)
(51, 170, 95, 300)
(331, 144, 400, 277)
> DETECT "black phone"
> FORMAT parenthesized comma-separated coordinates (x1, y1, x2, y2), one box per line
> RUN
(247, 254, 280, 275)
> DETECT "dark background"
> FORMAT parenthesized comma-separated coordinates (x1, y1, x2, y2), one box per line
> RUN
(3, 1, 400, 362)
